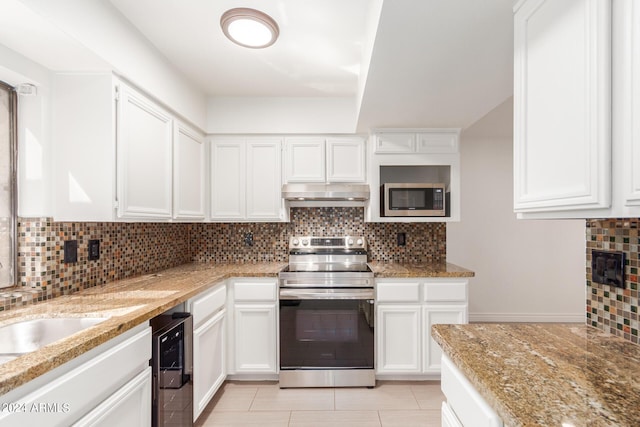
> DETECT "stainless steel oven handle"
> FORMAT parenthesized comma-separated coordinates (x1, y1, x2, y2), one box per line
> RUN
(279, 288, 374, 300)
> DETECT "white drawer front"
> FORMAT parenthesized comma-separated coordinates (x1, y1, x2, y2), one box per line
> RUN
(191, 283, 226, 328)
(234, 281, 277, 302)
(424, 281, 467, 302)
(376, 282, 420, 302)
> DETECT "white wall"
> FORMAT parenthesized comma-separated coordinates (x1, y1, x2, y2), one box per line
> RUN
(0, 45, 53, 217)
(14, 0, 207, 129)
(207, 97, 358, 134)
(447, 98, 585, 322)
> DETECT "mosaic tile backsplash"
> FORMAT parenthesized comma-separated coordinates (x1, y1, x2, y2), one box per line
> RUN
(586, 219, 640, 345)
(6, 208, 446, 311)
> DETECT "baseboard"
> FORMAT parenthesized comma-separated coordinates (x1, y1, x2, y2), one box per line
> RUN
(469, 312, 584, 323)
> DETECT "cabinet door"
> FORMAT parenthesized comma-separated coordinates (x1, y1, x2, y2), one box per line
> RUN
(423, 305, 467, 374)
(326, 137, 366, 182)
(174, 122, 206, 220)
(374, 133, 415, 153)
(117, 84, 173, 219)
(211, 139, 246, 219)
(246, 139, 282, 219)
(234, 304, 277, 373)
(620, 0, 640, 206)
(513, 0, 611, 213)
(73, 367, 151, 427)
(193, 310, 225, 421)
(416, 131, 459, 154)
(376, 305, 421, 373)
(284, 138, 326, 182)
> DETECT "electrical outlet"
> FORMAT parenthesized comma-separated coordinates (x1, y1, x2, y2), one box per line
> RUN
(591, 250, 625, 288)
(397, 232, 406, 247)
(64, 240, 78, 263)
(244, 232, 254, 247)
(88, 239, 100, 261)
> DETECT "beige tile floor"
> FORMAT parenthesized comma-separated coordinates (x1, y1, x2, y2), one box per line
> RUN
(195, 381, 444, 427)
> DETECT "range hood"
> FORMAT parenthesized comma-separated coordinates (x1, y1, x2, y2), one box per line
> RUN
(282, 183, 370, 204)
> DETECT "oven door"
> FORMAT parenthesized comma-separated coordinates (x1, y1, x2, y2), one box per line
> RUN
(279, 288, 374, 370)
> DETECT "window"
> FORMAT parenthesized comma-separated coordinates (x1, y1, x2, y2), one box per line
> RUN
(0, 81, 16, 288)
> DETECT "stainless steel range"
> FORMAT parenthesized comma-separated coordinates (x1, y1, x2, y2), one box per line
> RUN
(278, 236, 375, 388)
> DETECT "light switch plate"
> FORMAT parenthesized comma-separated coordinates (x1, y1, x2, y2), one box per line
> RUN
(591, 250, 625, 288)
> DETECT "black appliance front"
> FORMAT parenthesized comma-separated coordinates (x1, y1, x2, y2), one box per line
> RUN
(151, 313, 193, 427)
(280, 298, 374, 370)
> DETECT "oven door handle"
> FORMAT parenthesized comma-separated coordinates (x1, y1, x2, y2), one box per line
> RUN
(279, 288, 374, 300)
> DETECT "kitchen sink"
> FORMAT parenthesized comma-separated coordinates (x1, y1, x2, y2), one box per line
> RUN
(0, 317, 108, 357)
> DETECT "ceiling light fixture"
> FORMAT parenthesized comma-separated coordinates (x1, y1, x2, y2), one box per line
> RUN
(220, 8, 279, 49)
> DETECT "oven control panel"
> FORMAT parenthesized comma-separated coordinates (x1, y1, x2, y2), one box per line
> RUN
(289, 236, 366, 250)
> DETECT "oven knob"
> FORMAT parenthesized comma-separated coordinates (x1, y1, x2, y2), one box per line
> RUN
(347, 238, 354, 245)
(292, 238, 299, 246)
(356, 238, 363, 246)
(301, 239, 309, 246)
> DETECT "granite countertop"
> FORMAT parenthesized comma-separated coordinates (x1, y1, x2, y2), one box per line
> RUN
(369, 261, 475, 278)
(0, 262, 285, 396)
(0, 260, 474, 397)
(432, 323, 640, 427)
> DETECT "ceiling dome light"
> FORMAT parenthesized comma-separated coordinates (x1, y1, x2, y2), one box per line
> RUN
(221, 8, 279, 49)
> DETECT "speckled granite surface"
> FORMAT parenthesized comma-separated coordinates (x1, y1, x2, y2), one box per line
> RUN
(0, 260, 474, 397)
(0, 262, 285, 396)
(432, 323, 640, 427)
(369, 261, 474, 278)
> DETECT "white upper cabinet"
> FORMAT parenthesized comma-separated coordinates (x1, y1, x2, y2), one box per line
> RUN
(52, 73, 207, 222)
(210, 137, 282, 221)
(52, 73, 117, 222)
(284, 136, 366, 183)
(117, 84, 174, 219)
(210, 139, 246, 219)
(173, 122, 206, 220)
(514, 0, 640, 219)
(284, 138, 326, 182)
(374, 130, 458, 154)
(619, 0, 640, 208)
(326, 137, 366, 182)
(246, 140, 282, 219)
(513, 0, 615, 217)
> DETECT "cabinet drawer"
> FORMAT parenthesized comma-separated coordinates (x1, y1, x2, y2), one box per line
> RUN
(424, 281, 467, 302)
(234, 281, 277, 302)
(376, 282, 420, 302)
(191, 283, 226, 328)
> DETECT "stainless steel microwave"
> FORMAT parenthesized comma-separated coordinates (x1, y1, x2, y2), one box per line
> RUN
(382, 183, 446, 217)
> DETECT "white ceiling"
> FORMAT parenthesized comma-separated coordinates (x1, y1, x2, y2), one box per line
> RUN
(0, 0, 514, 132)
(108, 0, 514, 131)
(109, 0, 374, 98)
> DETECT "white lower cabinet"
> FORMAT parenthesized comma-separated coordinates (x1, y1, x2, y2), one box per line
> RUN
(376, 279, 468, 378)
(233, 304, 277, 373)
(188, 283, 227, 422)
(0, 323, 151, 427)
(193, 309, 225, 421)
(441, 355, 503, 427)
(227, 279, 278, 378)
(73, 367, 151, 427)
(376, 305, 421, 373)
(423, 305, 466, 374)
